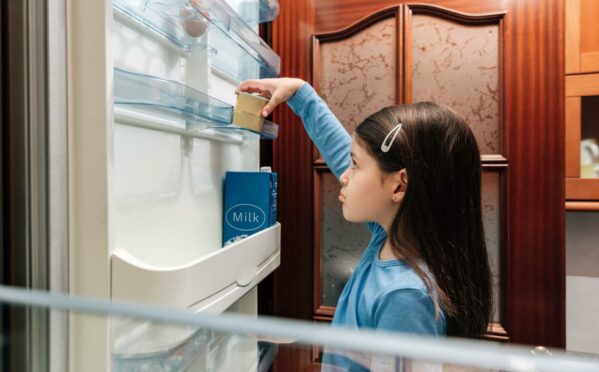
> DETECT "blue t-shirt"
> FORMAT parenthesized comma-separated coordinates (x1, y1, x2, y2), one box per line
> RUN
(287, 83, 446, 371)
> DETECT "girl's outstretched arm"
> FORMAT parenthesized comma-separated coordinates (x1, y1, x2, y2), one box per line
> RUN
(236, 79, 351, 180)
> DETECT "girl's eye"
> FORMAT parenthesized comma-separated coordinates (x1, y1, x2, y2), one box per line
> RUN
(351, 159, 357, 169)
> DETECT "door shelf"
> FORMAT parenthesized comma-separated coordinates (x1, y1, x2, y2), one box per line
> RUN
(115, 67, 232, 124)
(113, 0, 280, 81)
(206, 121, 278, 140)
(237, 0, 280, 24)
(111, 222, 281, 314)
(113, 328, 211, 370)
(114, 67, 279, 140)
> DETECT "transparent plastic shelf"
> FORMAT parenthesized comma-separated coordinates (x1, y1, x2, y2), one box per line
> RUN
(113, 0, 204, 52)
(114, 67, 279, 139)
(237, 0, 280, 24)
(113, 0, 280, 81)
(113, 328, 211, 371)
(114, 67, 232, 124)
(206, 119, 278, 140)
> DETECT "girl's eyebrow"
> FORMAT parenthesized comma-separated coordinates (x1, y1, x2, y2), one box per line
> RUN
(350, 151, 359, 160)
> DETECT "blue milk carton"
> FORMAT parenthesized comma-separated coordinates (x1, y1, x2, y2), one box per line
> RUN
(223, 169, 278, 247)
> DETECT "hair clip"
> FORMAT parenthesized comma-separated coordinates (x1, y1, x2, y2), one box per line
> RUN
(381, 123, 403, 153)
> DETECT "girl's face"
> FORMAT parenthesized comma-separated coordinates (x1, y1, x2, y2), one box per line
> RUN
(338, 135, 406, 230)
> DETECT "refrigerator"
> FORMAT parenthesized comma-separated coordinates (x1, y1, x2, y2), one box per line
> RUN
(67, 0, 282, 370)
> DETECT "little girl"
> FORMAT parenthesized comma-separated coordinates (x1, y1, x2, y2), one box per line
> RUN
(236, 78, 492, 370)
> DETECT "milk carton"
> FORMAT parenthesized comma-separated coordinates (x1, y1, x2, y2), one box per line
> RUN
(223, 168, 277, 247)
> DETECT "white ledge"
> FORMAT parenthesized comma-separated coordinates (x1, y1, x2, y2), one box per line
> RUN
(111, 222, 281, 314)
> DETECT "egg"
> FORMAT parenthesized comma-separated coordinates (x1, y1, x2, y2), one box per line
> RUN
(180, 7, 208, 38)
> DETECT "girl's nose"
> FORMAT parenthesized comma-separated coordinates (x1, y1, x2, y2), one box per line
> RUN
(340, 174, 349, 187)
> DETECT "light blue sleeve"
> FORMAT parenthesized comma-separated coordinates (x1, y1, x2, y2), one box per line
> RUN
(373, 289, 446, 336)
(286, 83, 351, 180)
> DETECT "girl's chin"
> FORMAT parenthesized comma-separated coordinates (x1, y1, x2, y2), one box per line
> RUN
(341, 206, 361, 223)
(341, 205, 349, 220)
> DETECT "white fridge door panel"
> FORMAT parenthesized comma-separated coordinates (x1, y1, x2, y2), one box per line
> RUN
(113, 9, 188, 81)
(107, 2, 276, 370)
(112, 3, 262, 269)
(113, 121, 259, 267)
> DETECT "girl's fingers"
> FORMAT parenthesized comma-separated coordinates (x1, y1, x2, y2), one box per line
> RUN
(235, 79, 259, 92)
(235, 85, 263, 95)
(238, 86, 272, 99)
(262, 93, 283, 117)
(237, 79, 295, 116)
(235, 80, 272, 95)
(236, 85, 260, 93)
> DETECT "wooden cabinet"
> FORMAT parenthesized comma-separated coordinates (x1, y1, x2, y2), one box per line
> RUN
(268, 1, 566, 369)
(565, 74, 599, 205)
(566, 0, 599, 74)
(312, 4, 509, 342)
(565, 1, 599, 210)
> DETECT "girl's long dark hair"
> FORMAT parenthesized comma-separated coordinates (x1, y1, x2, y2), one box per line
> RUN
(355, 102, 492, 338)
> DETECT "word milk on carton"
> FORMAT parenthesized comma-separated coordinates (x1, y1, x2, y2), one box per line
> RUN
(223, 168, 277, 247)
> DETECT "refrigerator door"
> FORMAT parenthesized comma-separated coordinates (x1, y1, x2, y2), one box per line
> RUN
(68, 0, 280, 369)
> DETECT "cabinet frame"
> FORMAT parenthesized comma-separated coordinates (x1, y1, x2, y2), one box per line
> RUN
(566, 0, 599, 74)
(311, 3, 509, 342)
(565, 73, 599, 204)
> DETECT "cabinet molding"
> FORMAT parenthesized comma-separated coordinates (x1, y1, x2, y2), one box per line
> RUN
(564, 73, 599, 201)
(566, 0, 599, 74)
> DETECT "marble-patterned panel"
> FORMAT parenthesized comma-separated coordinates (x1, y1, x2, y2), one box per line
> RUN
(411, 14, 500, 155)
(318, 18, 397, 307)
(319, 170, 502, 316)
(319, 18, 397, 135)
(319, 172, 371, 307)
(482, 171, 501, 322)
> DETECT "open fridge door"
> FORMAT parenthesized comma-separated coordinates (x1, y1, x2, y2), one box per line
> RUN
(67, 0, 281, 370)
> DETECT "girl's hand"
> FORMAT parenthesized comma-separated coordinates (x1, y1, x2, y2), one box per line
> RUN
(235, 78, 305, 117)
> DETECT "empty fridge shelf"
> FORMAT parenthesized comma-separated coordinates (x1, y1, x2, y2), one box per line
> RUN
(238, 0, 280, 24)
(114, 67, 279, 139)
(111, 222, 281, 314)
(113, 0, 280, 81)
(114, 67, 232, 124)
(113, 328, 211, 371)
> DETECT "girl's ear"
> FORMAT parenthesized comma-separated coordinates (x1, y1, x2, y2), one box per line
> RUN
(398, 168, 408, 189)
(391, 168, 408, 202)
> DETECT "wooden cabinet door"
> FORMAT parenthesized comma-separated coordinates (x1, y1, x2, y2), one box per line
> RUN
(565, 73, 599, 203)
(566, 0, 599, 74)
(403, 4, 508, 339)
(312, 6, 402, 320)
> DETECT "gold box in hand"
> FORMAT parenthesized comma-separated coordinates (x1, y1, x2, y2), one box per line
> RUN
(233, 92, 270, 132)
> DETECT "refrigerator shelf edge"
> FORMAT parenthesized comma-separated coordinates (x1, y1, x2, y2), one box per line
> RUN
(111, 222, 281, 313)
(113, 328, 210, 369)
(113, 0, 280, 81)
(113, 2, 192, 56)
(148, 0, 280, 77)
(114, 67, 280, 140)
(114, 67, 232, 124)
(206, 119, 278, 140)
(188, 248, 279, 314)
(114, 106, 252, 145)
(237, 0, 280, 24)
